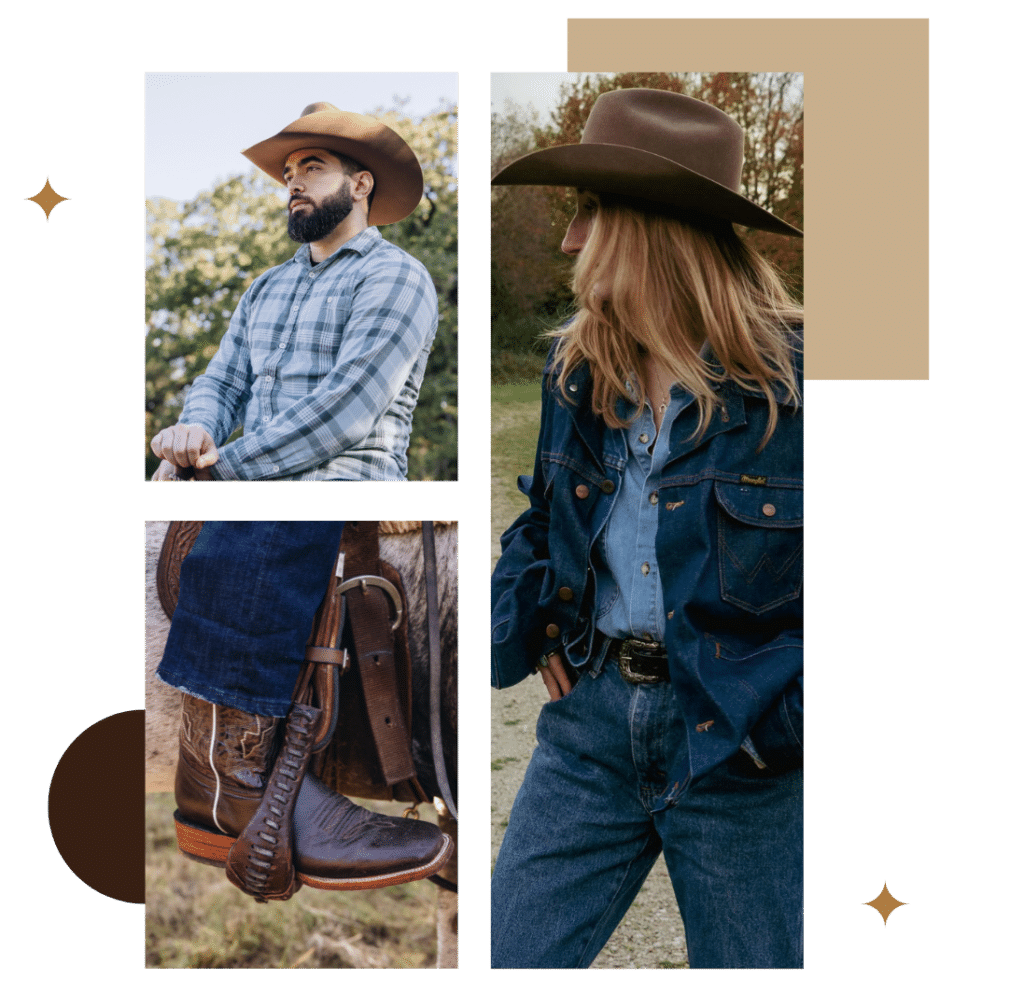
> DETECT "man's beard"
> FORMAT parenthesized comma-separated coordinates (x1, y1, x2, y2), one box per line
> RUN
(287, 183, 353, 243)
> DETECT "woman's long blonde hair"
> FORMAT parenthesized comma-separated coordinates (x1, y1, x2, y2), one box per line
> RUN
(550, 194, 803, 446)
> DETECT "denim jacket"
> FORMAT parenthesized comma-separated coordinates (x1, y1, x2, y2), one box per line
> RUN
(492, 336, 803, 806)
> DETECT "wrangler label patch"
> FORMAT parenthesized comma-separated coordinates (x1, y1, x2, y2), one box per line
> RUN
(739, 474, 768, 486)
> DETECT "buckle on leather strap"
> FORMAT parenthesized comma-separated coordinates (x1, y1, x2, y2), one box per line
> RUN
(336, 574, 404, 632)
(616, 638, 671, 684)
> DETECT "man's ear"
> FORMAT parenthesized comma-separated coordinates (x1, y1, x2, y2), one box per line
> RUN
(350, 170, 374, 206)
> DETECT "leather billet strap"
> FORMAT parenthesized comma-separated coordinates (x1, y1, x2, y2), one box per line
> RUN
(339, 522, 418, 789)
(225, 702, 319, 902)
(296, 533, 349, 753)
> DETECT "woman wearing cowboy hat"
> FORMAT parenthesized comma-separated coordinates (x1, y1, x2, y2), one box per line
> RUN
(491, 87, 804, 968)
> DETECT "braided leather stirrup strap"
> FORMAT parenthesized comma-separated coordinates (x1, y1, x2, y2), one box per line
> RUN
(225, 703, 319, 902)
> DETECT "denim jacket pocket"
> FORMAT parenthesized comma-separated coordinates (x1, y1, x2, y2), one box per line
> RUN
(714, 480, 803, 615)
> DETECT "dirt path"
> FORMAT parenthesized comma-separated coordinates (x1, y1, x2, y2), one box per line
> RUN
(491, 394, 689, 969)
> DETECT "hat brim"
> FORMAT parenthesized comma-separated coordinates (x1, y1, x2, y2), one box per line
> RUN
(243, 115, 424, 227)
(492, 143, 802, 238)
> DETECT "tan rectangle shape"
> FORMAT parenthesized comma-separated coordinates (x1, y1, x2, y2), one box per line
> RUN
(568, 19, 929, 380)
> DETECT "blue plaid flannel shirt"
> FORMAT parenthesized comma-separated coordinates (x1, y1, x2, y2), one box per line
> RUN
(180, 227, 438, 480)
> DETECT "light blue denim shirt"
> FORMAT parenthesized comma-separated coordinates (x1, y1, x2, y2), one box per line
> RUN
(592, 382, 770, 766)
(593, 385, 692, 642)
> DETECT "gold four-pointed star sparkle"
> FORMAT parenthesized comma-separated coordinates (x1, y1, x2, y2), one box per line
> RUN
(865, 882, 907, 924)
(27, 178, 69, 219)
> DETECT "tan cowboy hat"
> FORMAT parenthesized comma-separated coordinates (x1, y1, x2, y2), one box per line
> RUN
(492, 88, 802, 237)
(242, 102, 423, 226)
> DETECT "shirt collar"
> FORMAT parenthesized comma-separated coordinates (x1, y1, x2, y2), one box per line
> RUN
(291, 226, 382, 270)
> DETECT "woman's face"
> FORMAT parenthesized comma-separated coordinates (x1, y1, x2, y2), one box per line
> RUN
(561, 189, 600, 256)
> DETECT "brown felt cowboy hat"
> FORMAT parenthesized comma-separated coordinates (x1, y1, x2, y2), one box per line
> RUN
(242, 102, 423, 226)
(492, 88, 802, 237)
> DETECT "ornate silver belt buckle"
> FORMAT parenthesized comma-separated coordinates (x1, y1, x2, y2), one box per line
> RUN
(617, 638, 664, 685)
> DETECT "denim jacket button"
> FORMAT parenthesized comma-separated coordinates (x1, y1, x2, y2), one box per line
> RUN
(545, 623, 560, 638)
(558, 587, 574, 601)
(762, 503, 777, 517)
(575, 484, 590, 499)
(599, 479, 615, 494)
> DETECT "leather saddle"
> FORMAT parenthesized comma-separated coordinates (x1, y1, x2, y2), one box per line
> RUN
(157, 520, 427, 805)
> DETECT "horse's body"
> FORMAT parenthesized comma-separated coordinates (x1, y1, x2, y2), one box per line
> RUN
(144, 521, 457, 968)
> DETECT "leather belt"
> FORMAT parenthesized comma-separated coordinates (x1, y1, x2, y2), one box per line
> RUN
(610, 638, 671, 684)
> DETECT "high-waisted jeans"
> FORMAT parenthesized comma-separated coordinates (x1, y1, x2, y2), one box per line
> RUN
(491, 660, 803, 968)
(156, 521, 345, 718)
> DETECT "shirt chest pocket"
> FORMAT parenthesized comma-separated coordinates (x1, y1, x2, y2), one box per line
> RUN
(714, 480, 803, 615)
(313, 293, 352, 331)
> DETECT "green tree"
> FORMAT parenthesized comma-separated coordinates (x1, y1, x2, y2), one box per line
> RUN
(146, 105, 457, 480)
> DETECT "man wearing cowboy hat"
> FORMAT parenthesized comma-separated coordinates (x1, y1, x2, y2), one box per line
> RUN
(151, 103, 438, 481)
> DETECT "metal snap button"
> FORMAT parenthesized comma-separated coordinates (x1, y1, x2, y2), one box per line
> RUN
(762, 503, 776, 517)
(599, 479, 615, 494)
(575, 484, 590, 499)
(649, 492, 659, 505)
(558, 587, 574, 602)
(545, 623, 560, 638)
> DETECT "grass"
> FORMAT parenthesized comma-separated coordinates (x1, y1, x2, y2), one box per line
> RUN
(146, 793, 441, 968)
(492, 348, 547, 386)
(491, 378, 543, 567)
(490, 757, 520, 772)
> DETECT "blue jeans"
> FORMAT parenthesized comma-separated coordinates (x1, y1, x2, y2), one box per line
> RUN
(491, 662, 802, 968)
(157, 521, 344, 718)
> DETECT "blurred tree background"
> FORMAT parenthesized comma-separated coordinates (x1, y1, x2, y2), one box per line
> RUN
(492, 73, 803, 381)
(146, 104, 457, 480)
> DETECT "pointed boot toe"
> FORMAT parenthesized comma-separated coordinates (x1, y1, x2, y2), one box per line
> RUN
(292, 773, 453, 890)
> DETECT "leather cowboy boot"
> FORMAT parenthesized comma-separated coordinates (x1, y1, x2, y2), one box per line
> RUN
(173, 692, 452, 895)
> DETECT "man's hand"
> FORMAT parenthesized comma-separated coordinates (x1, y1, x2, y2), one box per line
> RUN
(151, 460, 214, 481)
(150, 423, 219, 474)
(538, 652, 575, 701)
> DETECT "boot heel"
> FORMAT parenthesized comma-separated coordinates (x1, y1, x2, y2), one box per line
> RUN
(173, 809, 235, 867)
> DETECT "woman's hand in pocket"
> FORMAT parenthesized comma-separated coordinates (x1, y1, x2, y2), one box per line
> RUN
(539, 652, 575, 701)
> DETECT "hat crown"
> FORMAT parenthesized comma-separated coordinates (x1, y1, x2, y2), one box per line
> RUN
(300, 101, 340, 117)
(581, 89, 744, 193)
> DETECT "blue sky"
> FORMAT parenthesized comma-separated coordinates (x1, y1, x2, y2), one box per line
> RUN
(146, 72, 457, 201)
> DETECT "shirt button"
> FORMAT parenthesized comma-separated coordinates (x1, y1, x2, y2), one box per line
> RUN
(649, 492, 659, 505)
(638, 432, 649, 444)
(569, 383, 578, 392)
(641, 562, 650, 576)
(263, 416, 270, 422)
(279, 343, 286, 349)
(599, 479, 615, 494)
(762, 503, 777, 517)
(545, 623, 560, 638)
(292, 305, 299, 311)
(667, 610, 675, 620)
(575, 484, 590, 499)
(265, 374, 272, 381)
(558, 587, 574, 602)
